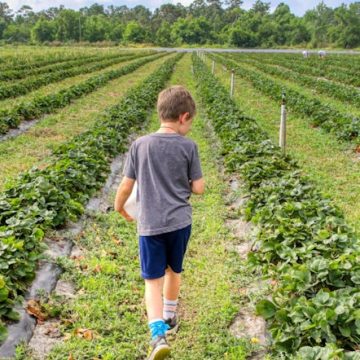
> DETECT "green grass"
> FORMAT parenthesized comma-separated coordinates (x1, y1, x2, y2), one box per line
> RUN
(0, 55, 172, 192)
(207, 57, 360, 233)
(18, 54, 261, 360)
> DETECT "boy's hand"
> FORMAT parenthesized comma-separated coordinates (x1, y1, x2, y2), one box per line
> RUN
(118, 208, 134, 222)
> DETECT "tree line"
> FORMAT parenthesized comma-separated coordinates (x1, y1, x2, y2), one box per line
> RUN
(0, 1, 359, 48)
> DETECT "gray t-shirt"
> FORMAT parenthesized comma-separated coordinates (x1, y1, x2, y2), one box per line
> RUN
(123, 133, 203, 236)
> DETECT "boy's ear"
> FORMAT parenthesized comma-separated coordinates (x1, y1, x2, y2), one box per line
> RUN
(179, 112, 190, 124)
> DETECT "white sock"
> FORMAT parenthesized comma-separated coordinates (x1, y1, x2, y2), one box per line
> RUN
(163, 298, 178, 320)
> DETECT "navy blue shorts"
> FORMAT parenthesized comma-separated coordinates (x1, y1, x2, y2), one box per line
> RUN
(139, 224, 192, 279)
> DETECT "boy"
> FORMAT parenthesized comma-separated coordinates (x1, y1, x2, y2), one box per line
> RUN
(114, 85, 205, 360)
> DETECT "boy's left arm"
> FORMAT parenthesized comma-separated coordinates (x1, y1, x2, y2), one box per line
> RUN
(114, 176, 136, 222)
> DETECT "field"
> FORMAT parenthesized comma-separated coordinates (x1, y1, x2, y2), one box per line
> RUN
(0, 47, 359, 360)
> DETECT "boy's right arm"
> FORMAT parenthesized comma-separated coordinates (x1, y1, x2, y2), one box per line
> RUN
(114, 176, 135, 222)
(189, 143, 204, 195)
(191, 177, 205, 195)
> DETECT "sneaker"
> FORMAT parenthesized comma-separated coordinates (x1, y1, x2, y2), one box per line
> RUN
(147, 335, 170, 360)
(164, 315, 179, 335)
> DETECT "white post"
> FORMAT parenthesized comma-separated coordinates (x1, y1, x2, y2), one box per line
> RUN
(279, 93, 286, 153)
(230, 70, 235, 98)
(212, 60, 215, 74)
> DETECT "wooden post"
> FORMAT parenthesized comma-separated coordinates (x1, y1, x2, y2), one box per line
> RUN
(279, 92, 286, 153)
(230, 69, 235, 98)
(212, 60, 215, 74)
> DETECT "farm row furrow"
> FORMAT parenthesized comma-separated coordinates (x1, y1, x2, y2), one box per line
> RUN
(0, 54, 172, 192)
(42, 53, 252, 360)
(210, 56, 360, 232)
(211, 53, 360, 144)
(0, 52, 167, 136)
(228, 54, 360, 108)
(247, 53, 360, 74)
(0, 52, 151, 100)
(0, 53, 182, 343)
(240, 54, 360, 87)
(273, 54, 360, 74)
(0, 49, 108, 72)
(0, 51, 144, 82)
(193, 54, 360, 359)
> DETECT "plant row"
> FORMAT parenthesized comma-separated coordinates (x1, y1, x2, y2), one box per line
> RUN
(229, 54, 360, 108)
(0, 52, 182, 343)
(192, 54, 360, 359)
(273, 54, 360, 75)
(0, 53, 99, 81)
(250, 53, 360, 73)
(211, 53, 360, 144)
(242, 54, 360, 88)
(0, 52, 167, 136)
(0, 51, 144, 82)
(0, 52, 150, 100)
(0, 51, 101, 73)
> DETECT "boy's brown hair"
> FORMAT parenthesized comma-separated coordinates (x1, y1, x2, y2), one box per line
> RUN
(157, 85, 196, 122)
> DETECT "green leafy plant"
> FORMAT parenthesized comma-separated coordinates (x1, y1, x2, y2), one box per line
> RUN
(0, 53, 182, 343)
(192, 53, 360, 358)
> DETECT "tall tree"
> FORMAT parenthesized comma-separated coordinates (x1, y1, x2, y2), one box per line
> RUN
(0, 2, 12, 22)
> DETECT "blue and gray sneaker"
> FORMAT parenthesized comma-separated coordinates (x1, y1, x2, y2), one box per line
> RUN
(165, 315, 179, 335)
(147, 335, 171, 360)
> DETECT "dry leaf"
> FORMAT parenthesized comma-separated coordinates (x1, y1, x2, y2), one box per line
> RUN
(93, 264, 102, 273)
(75, 328, 94, 341)
(68, 354, 74, 360)
(71, 255, 85, 261)
(112, 236, 122, 245)
(355, 145, 360, 154)
(26, 299, 47, 322)
(83, 330, 93, 340)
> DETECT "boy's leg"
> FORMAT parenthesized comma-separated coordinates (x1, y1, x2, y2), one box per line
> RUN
(163, 267, 180, 322)
(162, 225, 191, 330)
(145, 277, 165, 321)
(164, 267, 181, 300)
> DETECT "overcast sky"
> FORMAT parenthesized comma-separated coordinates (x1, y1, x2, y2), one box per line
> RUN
(4, 0, 357, 15)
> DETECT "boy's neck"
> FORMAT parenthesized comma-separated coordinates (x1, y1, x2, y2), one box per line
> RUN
(157, 121, 180, 134)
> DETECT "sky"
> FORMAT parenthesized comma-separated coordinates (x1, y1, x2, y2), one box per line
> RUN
(4, 0, 357, 16)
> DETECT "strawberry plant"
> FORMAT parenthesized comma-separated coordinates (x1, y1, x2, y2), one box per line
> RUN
(211, 53, 360, 144)
(0, 52, 153, 99)
(0, 51, 148, 81)
(192, 54, 360, 358)
(0, 53, 182, 343)
(229, 54, 360, 108)
(0, 52, 168, 136)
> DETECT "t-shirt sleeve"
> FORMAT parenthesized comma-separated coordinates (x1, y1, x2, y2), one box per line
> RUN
(123, 142, 137, 180)
(189, 143, 203, 181)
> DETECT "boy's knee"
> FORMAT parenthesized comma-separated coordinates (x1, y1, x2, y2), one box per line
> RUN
(165, 266, 181, 276)
(145, 277, 164, 288)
